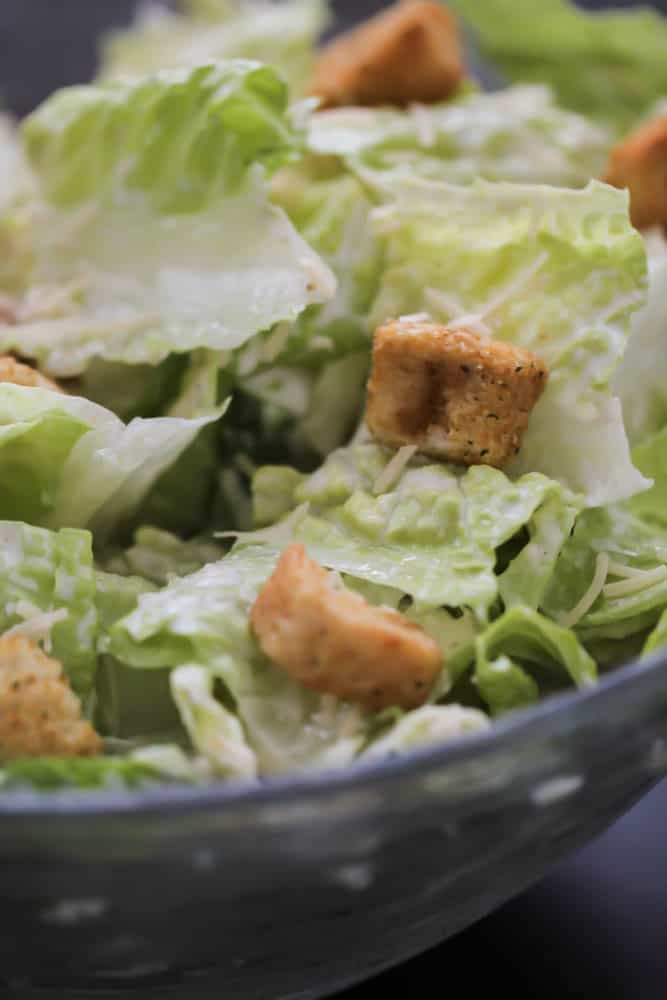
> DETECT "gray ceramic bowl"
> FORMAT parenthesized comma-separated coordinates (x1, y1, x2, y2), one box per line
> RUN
(2, 649, 667, 997)
(3, 2, 667, 997)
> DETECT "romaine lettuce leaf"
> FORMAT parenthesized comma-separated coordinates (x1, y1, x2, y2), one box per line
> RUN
(544, 427, 667, 644)
(103, 527, 224, 586)
(101, 0, 328, 96)
(369, 178, 648, 506)
(109, 545, 368, 774)
(247, 442, 580, 620)
(171, 664, 257, 779)
(614, 246, 667, 446)
(444, 606, 597, 715)
(270, 167, 382, 367)
(93, 570, 182, 742)
(362, 704, 489, 758)
(0, 63, 335, 376)
(0, 383, 223, 540)
(0, 756, 167, 791)
(448, 0, 667, 131)
(0, 521, 97, 694)
(308, 85, 612, 189)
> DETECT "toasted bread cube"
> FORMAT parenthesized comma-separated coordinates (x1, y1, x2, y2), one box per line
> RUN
(0, 636, 101, 760)
(605, 115, 667, 230)
(0, 355, 63, 392)
(250, 544, 443, 712)
(365, 320, 548, 468)
(309, 0, 464, 109)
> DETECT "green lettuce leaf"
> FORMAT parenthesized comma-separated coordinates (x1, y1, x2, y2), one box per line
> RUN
(444, 606, 597, 715)
(101, 0, 329, 95)
(614, 240, 667, 446)
(643, 608, 667, 659)
(0, 521, 97, 694)
(369, 178, 648, 506)
(0, 114, 35, 295)
(0, 63, 334, 376)
(544, 427, 667, 645)
(448, 0, 667, 131)
(103, 527, 224, 586)
(246, 442, 580, 620)
(0, 756, 167, 791)
(0, 383, 222, 540)
(362, 704, 489, 758)
(308, 85, 612, 189)
(170, 664, 257, 779)
(93, 570, 181, 742)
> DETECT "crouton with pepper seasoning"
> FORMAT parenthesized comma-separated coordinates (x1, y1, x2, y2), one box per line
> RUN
(0, 636, 101, 760)
(309, 0, 465, 109)
(250, 544, 443, 712)
(365, 319, 548, 469)
(605, 114, 667, 230)
(0, 355, 63, 392)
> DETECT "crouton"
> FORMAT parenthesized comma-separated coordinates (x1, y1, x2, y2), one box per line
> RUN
(309, 0, 464, 109)
(0, 636, 101, 760)
(250, 544, 442, 711)
(605, 115, 667, 230)
(365, 319, 548, 468)
(0, 355, 63, 393)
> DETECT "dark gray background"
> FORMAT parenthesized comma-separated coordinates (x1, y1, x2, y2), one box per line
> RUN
(2, 2, 667, 998)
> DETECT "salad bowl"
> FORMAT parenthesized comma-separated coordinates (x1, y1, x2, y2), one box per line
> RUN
(3, 0, 667, 995)
(3, 650, 667, 997)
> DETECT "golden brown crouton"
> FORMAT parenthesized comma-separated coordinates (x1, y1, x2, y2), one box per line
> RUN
(250, 544, 442, 711)
(0, 355, 63, 393)
(0, 636, 101, 760)
(605, 115, 667, 230)
(309, 0, 464, 109)
(365, 320, 548, 468)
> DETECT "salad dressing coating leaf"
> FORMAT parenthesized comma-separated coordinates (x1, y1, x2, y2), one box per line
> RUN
(0, 63, 335, 376)
(0, 383, 223, 541)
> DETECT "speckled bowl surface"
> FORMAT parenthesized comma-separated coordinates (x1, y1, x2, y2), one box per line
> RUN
(2, 649, 667, 998)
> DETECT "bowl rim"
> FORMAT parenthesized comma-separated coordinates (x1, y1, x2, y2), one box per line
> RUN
(1, 645, 666, 819)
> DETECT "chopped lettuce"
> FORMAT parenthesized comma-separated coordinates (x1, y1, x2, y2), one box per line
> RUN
(0, 522, 97, 694)
(308, 86, 612, 190)
(0, 383, 223, 540)
(369, 178, 648, 506)
(0, 756, 167, 791)
(544, 427, 667, 644)
(0, 63, 335, 376)
(448, 0, 667, 131)
(246, 442, 580, 620)
(104, 527, 224, 586)
(0, 114, 34, 295)
(445, 607, 597, 715)
(171, 664, 257, 779)
(101, 0, 329, 95)
(614, 244, 667, 447)
(362, 705, 489, 758)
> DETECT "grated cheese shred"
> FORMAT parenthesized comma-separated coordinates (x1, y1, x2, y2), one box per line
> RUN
(560, 552, 609, 629)
(373, 445, 418, 495)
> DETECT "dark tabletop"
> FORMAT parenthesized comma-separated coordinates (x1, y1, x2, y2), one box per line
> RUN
(2, 2, 667, 998)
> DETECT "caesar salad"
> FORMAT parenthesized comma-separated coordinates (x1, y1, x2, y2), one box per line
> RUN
(1, 0, 667, 791)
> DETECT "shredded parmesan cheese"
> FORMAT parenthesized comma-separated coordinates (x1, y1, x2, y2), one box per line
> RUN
(410, 103, 436, 148)
(3, 605, 68, 651)
(560, 552, 610, 628)
(373, 445, 418, 495)
(603, 565, 667, 599)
